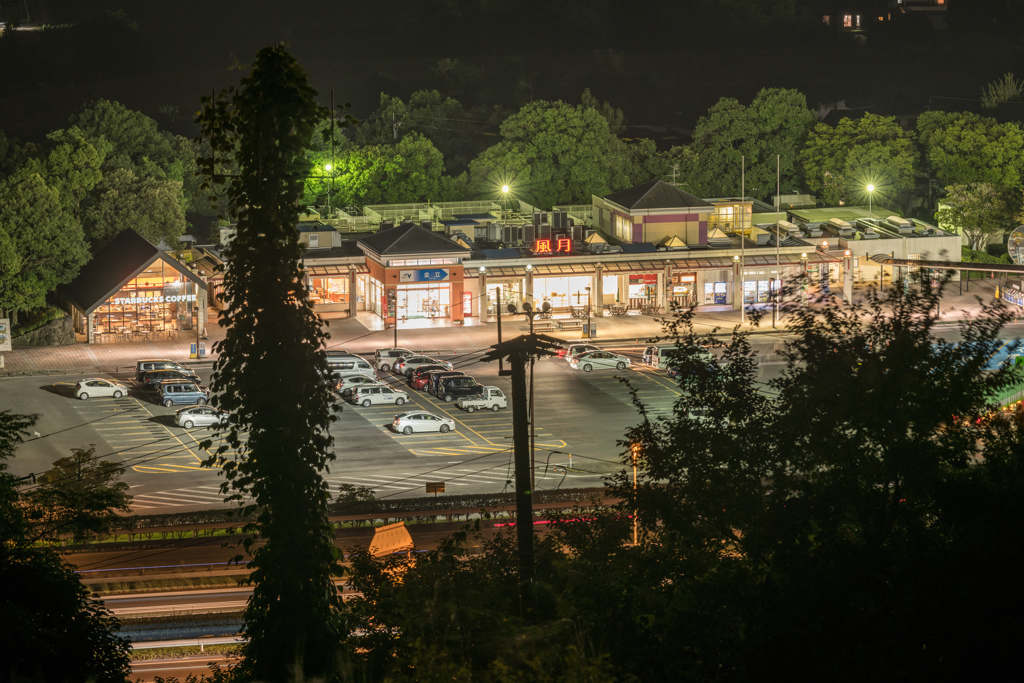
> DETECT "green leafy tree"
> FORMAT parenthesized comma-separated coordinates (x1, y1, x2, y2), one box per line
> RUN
(469, 99, 645, 208)
(27, 445, 132, 544)
(935, 182, 1015, 250)
(326, 133, 462, 208)
(801, 112, 918, 208)
(24, 126, 109, 214)
(688, 87, 816, 198)
(0, 170, 89, 318)
(196, 44, 346, 682)
(609, 282, 1024, 680)
(356, 90, 489, 173)
(916, 111, 1024, 188)
(0, 411, 131, 683)
(81, 168, 187, 249)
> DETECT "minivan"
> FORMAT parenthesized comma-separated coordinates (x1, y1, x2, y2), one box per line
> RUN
(374, 348, 415, 372)
(136, 359, 197, 382)
(642, 344, 714, 370)
(157, 379, 210, 407)
(350, 385, 410, 407)
(427, 371, 466, 397)
(326, 355, 376, 379)
(436, 375, 481, 403)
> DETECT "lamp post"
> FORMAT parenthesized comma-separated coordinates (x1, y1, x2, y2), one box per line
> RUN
(507, 301, 552, 490)
(867, 183, 874, 219)
(501, 184, 510, 219)
(324, 163, 333, 218)
(734, 254, 744, 323)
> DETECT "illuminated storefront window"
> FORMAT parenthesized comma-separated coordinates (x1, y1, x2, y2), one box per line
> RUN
(534, 276, 591, 309)
(92, 261, 200, 337)
(309, 276, 349, 304)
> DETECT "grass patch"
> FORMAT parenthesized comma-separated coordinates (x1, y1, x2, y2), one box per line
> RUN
(131, 643, 242, 661)
(91, 574, 247, 596)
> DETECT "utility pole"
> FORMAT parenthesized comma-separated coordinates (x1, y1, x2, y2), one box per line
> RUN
(484, 312, 558, 616)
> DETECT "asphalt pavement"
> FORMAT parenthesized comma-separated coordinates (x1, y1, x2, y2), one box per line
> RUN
(0, 280, 1004, 377)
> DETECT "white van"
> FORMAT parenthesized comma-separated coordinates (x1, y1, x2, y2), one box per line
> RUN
(642, 344, 714, 370)
(374, 348, 415, 372)
(326, 354, 376, 379)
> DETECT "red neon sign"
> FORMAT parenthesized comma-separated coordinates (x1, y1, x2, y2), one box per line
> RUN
(532, 238, 572, 254)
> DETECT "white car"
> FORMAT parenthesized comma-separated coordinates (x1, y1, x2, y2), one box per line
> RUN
(395, 356, 453, 377)
(563, 343, 600, 362)
(333, 373, 385, 397)
(392, 411, 456, 435)
(569, 350, 632, 372)
(351, 385, 410, 407)
(75, 378, 128, 400)
(175, 405, 230, 429)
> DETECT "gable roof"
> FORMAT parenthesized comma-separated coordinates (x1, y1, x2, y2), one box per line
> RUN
(358, 223, 469, 258)
(603, 180, 712, 212)
(60, 229, 206, 316)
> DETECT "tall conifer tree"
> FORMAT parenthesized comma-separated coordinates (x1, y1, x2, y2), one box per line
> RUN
(196, 45, 344, 681)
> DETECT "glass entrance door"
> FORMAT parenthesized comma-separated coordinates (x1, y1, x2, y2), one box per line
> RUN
(398, 284, 450, 319)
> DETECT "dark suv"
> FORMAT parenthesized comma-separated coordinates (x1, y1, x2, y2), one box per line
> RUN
(437, 375, 482, 403)
(135, 359, 196, 382)
(427, 371, 465, 397)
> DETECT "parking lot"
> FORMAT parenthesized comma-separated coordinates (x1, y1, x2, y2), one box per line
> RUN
(3, 344, 690, 512)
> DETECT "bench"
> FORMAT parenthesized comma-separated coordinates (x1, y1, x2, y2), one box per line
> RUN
(532, 320, 557, 333)
(557, 319, 584, 331)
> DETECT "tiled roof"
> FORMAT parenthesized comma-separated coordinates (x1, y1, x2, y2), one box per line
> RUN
(358, 223, 469, 257)
(604, 180, 712, 211)
(60, 230, 206, 315)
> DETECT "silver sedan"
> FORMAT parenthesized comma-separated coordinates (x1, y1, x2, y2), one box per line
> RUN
(392, 411, 456, 435)
(175, 405, 231, 429)
(569, 350, 632, 372)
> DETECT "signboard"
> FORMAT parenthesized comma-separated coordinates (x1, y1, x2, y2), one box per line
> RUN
(532, 238, 572, 254)
(385, 289, 396, 318)
(0, 318, 10, 352)
(820, 266, 830, 297)
(425, 482, 445, 494)
(629, 274, 658, 284)
(113, 293, 196, 306)
(399, 268, 449, 283)
(1009, 227, 1024, 265)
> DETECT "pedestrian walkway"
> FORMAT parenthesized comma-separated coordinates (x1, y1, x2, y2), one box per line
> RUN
(0, 280, 1009, 377)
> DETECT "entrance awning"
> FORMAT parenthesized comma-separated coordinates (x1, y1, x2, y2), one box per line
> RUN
(304, 264, 369, 276)
(869, 255, 1019, 273)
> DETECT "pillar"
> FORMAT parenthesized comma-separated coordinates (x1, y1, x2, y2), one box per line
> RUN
(594, 265, 604, 317)
(478, 269, 488, 322)
(198, 290, 208, 335)
(87, 312, 96, 344)
(525, 268, 534, 307)
(349, 269, 358, 318)
(843, 254, 853, 304)
(663, 264, 672, 312)
(732, 260, 742, 310)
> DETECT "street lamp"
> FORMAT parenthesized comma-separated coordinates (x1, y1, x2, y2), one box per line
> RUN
(501, 184, 510, 219)
(867, 184, 874, 219)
